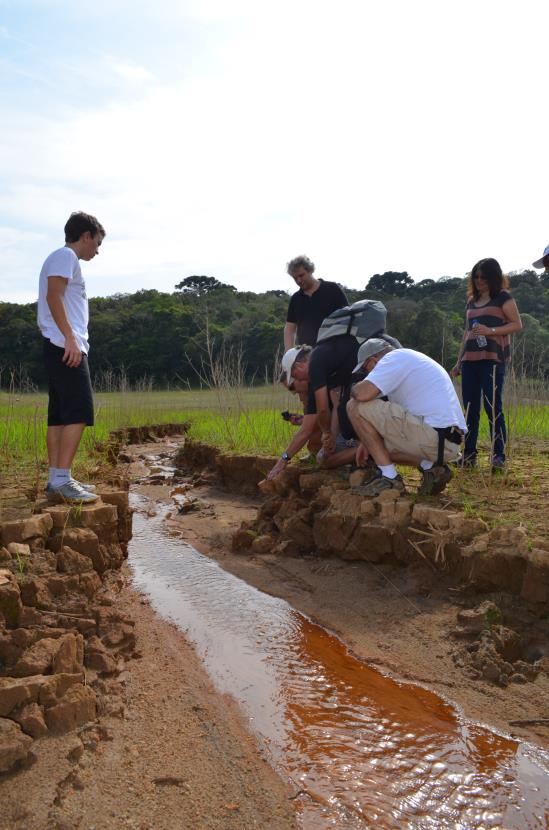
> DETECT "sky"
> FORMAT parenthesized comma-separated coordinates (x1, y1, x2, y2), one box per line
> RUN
(1, 0, 548, 304)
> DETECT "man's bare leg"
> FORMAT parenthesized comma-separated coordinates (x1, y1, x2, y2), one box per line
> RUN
(46, 425, 64, 468)
(47, 423, 86, 470)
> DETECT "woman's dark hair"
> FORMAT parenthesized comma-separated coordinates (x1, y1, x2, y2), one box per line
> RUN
(467, 257, 509, 300)
(64, 212, 105, 243)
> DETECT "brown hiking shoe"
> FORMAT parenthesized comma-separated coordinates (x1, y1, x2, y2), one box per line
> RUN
(349, 459, 381, 489)
(354, 473, 406, 497)
(417, 464, 453, 496)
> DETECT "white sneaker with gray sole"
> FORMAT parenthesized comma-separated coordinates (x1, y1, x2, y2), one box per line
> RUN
(46, 480, 97, 495)
(46, 480, 99, 504)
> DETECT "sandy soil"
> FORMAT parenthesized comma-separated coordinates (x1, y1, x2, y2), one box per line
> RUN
(1, 508, 297, 830)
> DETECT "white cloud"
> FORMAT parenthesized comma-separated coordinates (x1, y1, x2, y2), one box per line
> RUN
(0, 227, 45, 247)
(109, 60, 155, 83)
(1, 0, 549, 303)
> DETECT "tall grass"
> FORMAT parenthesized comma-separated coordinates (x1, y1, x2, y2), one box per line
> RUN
(1, 371, 548, 484)
(0, 384, 297, 481)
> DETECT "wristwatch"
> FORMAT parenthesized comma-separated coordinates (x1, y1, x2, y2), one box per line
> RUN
(281, 451, 291, 462)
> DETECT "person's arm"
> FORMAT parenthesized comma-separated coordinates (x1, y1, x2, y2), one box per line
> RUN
(266, 414, 318, 479)
(314, 385, 335, 454)
(350, 379, 381, 403)
(450, 308, 471, 378)
(284, 322, 297, 351)
(46, 276, 82, 367)
(471, 299, 522, 337)
(450, 320, 468, 378)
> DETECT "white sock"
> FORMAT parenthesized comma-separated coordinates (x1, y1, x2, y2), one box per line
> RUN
(379, 464, 398, 479)
(420, 460, 434, 470)
(48, 467, 57, 485)
(51, 468, 71, 488)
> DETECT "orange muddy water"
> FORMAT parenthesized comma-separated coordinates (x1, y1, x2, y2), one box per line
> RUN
(129, 496, 549, 829)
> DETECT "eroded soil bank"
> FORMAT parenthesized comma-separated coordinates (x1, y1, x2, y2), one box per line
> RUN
(160, 437, 549, 753)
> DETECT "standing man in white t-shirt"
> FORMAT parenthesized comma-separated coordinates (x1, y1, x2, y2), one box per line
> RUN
(347, 340, 466, 496)
(37, 211, 105, 503)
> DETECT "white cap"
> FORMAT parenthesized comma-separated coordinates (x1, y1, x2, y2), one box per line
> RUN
(281, 347, 301, 386)
(532, 244, 549, 269)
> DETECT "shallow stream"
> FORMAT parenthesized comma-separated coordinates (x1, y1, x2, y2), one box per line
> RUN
(129, 493, 549, 829)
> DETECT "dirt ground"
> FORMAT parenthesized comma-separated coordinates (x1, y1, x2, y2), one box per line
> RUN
(0, 448, 298, 830)
(0, 568, 297, 830)
(2, 434, 548, 830)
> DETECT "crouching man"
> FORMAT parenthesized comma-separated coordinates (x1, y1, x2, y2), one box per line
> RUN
(347, 339, 466, 496)
(266, 339, 359, 480)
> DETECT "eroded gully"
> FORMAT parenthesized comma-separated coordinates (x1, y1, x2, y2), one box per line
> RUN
(128, 488, 549, 830)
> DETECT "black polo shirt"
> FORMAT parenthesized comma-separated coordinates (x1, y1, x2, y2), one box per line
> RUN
(287, 280, 348, 347)
(305, 334, 359, 414)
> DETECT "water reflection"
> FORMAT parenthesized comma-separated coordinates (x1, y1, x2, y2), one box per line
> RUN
(129, 496, 549, 829)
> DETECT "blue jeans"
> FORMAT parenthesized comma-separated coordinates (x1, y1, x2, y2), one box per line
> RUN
(461, 361, 506, 460)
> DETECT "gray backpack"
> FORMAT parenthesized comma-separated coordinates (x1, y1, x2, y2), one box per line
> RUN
(316, 299, 388, 344)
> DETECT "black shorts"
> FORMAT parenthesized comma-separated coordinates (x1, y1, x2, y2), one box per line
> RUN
(43, 338, 94, 427)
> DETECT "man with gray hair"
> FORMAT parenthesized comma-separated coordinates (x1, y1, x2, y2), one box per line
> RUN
(284, 255, 348, 350)
(347, 340, 466, 496)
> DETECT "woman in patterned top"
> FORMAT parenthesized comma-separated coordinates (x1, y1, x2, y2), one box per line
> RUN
(451, 258, 522, 470)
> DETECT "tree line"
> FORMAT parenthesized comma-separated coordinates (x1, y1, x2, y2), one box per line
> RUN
(1, 270, 548, 391)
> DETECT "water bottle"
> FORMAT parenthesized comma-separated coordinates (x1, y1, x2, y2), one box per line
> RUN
(472, 319, 487, 348)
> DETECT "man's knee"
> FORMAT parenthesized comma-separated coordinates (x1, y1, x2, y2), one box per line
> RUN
(347, 397, 377, 430)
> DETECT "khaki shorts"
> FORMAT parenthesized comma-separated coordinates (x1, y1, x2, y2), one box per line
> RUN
(354, 399, 461, 463)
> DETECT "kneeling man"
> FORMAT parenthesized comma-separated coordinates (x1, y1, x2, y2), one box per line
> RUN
(347, 339, 466, 496)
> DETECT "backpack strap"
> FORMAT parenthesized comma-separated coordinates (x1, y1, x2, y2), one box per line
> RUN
(345, 308, 359, 336)
(433, 427, 463, 466)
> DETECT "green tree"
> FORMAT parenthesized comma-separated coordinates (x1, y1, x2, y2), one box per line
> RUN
(366, 271, 414, 296)
(174, 275, 236, 295)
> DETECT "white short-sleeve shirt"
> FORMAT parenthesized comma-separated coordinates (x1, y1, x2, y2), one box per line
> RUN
(366, 349, 467, 430)
(37, 247, 89, 353)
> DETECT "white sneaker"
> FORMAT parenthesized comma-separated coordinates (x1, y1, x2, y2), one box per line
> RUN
(46, 480, 96, 495)
(46, 480, 98, 504)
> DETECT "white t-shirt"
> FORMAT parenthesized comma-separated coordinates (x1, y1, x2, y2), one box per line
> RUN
(367, 349, 467, 430)
(37, 247, 89, 354)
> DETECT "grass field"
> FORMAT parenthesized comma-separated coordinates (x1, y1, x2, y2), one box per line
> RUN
(0, 385, 297, 480)
(1, 381, 548, 483)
